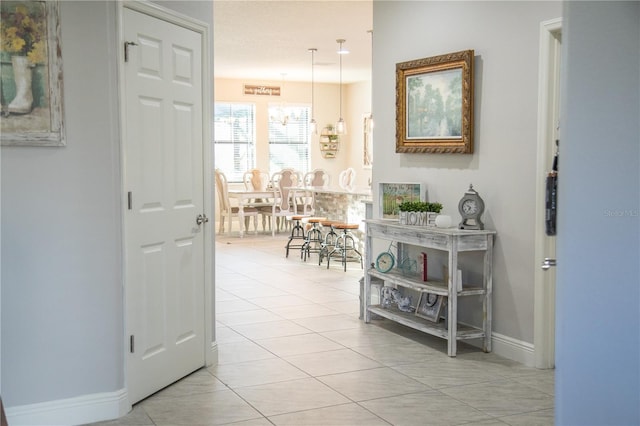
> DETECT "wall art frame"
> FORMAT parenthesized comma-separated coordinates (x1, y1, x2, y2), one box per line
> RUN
(363, 112, 373, 168)
(415, 292, 444, 322)
(396, 49, 474, 154)
(1, 0, 65, 146)
(379, 182, 424, 219)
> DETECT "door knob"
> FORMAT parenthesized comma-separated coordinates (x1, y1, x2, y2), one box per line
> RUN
(541, 258, 557, 270)
(196, 214, 209, 225)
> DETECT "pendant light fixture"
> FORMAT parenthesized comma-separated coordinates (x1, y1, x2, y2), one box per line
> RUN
(308, 48, 318, 134)
(335, 39, 347, 135)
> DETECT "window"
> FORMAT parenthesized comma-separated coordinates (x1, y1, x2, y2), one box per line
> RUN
(214, 103, 255, 182)
(268, 104, 311, 174)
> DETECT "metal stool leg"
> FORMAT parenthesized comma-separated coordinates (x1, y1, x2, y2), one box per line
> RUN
(326, 224, 362, 271)
(302, 223, 324, 261)
(319, 224, 338, 266)
(299, 217, 327, 261)
(285, 216, 306, 258)
(340, 231, 363, 271)
(326, 230, 345, 270)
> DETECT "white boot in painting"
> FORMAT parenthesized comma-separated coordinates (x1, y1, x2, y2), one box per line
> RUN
(8, 56, 34, 115)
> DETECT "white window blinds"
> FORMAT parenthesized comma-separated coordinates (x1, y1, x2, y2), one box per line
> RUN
(214, 103, 256, 182)
(268, 105, 311, 174)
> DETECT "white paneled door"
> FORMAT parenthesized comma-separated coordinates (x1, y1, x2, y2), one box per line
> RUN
(123, 7, 206, 404)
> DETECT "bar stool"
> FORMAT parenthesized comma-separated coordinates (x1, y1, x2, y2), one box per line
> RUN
(326, 223, 363, 271)
(285, 215, 309, 258)
(301, 217, 327, 261)
(318, 219, 339, 266)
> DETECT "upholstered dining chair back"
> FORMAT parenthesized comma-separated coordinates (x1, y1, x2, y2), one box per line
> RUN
(243, 169, 270, 191)
(272, 168, 299, 211)
(304, 169, 330, 187)
(258, 168, 301, 235)
(271, 168, 300, 190)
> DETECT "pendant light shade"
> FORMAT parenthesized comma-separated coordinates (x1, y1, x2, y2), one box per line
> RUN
(308, 48, 318, 134)
(335, 39, 347, 135)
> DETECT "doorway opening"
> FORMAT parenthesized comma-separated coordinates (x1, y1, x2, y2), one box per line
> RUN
(533, 17, 562, 369)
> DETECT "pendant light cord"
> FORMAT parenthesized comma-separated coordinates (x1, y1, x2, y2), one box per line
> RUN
(336, 39, 347, 134)
(311, 49, 315, 117)
(339, 41, 343, 119)
(309, 48, 317, 133)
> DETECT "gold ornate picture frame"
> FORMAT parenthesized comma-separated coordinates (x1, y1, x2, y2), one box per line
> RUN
(396, 50, 474, 154)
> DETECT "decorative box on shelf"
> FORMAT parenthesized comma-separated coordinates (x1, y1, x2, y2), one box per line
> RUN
(397, 201, 442, 227)
(398, 211, 438, 226)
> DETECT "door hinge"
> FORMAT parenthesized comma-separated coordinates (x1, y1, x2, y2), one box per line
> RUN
(130, 335, 135, 353)
(128, 191, 132, 210)
(124, 41, 138, 63)
(541, 258, 557, 270)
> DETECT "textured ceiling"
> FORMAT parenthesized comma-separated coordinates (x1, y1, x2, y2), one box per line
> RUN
(213, 1, 373, 84)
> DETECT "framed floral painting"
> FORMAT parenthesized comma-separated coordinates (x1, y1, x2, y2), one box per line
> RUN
(1, 1, 65, 146)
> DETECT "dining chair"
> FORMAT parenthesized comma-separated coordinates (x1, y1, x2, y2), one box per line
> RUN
(283, 168, 306, 219)
(260, 168, 299, 236)
(304, 168, 330, 187)
(271, 168, 302, 191)
(338, 167, 356, 189)
(299, 169, 330, 215)
(215, 169, 259, 236)
(243, 168, 274, 232)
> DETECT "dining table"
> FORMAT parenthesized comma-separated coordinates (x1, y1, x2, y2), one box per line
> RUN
(227, 188, 279, 237)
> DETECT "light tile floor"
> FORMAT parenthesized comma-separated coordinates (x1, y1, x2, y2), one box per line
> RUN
(91, 232, 554, 426)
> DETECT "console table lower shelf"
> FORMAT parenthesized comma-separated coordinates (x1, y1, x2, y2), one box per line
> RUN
(367, 305, 486, 340)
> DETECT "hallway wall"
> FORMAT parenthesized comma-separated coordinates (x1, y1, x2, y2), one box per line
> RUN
(2, 1, 123, 407)
(372, 1, 562, 354)
(1, 1, 214, 424)
(556, 1, 639, 424)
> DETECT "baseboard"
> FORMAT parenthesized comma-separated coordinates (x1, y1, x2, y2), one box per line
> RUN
(6, 388, 129, 426)
(6, 342, 217, 425)
(489, 332, 536, 367)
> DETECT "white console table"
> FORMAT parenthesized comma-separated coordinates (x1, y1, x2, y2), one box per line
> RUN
(363, 219, 496, 357)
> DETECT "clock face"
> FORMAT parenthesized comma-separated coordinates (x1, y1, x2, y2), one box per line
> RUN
(461, 199, 478, 215)
(375, 252, 395, 273)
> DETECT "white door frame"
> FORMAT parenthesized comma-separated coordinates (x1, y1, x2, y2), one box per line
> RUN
(533, 17, 562, 369)
(117, 0, 214, 406)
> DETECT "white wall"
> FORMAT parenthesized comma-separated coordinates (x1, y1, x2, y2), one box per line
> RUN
(345, 80, 373, 188)
(2, 1, 123, 406)
(373, 1, 561, 347)
(1, 1, 214, 423)
(214, 78, 372, 187)
(556, 2, 639, 424)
